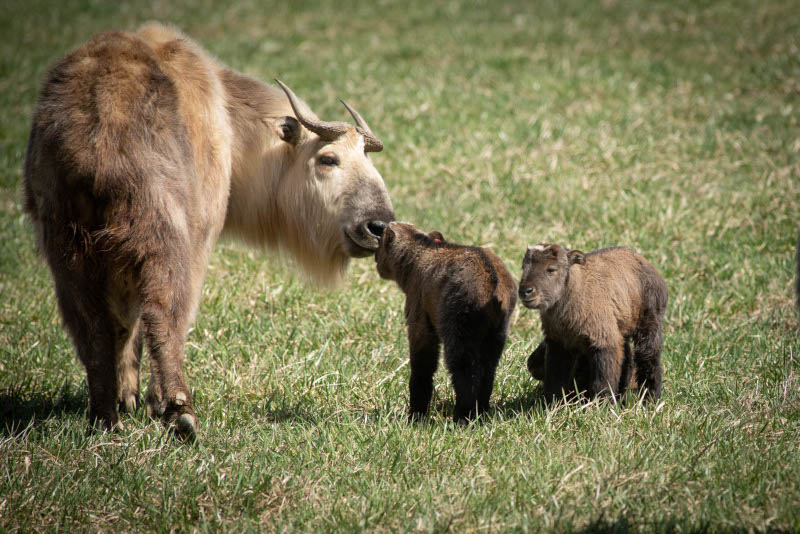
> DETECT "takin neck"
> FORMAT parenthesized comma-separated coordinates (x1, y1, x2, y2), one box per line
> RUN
(391, 247, 446, 294)
(220, 68, 296, 251)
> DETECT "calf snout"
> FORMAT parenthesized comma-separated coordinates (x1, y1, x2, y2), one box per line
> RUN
(520, 286, 533, 297)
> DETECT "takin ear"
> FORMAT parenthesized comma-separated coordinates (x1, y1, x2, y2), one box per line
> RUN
(276, 116, 301, 146)
(567, 249, 586, 265)
(428, 231, 445, 243)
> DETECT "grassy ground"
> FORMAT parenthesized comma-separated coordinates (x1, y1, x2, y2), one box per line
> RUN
(1, 0, 799, 532)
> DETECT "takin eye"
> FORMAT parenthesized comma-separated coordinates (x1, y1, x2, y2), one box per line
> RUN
(546, 267, 557, 274)
(318, 155, 339, 166)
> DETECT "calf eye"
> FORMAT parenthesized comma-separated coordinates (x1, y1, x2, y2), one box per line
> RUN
(546, 267, 557, 274)
(318, 155, 339, 166)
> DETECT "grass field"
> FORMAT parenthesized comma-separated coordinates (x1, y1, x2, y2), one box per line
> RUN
(1, 0, 799, 532)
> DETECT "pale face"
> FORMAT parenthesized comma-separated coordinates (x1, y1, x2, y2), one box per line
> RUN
(518, 244, 570, 310)
(303, 130, 395, 258)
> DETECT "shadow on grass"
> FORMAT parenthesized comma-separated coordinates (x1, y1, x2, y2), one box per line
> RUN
(572, 516, 796, 534)
(0, 381, 87, 437)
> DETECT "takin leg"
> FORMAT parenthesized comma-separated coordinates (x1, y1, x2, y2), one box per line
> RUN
(527, 341, 547, 381)
(475, 329, 508, 416)
(616, 338, 634, 399)
(445, 339, 481, 423)
(633, 322, 663, 403)
(407, 315, 440, 421)
(48, 260, 140, 431)
(587, 342, 624, 400)
(543, 339, 578, 404)
(139, 257, 202, 441)
(117, 319, 143, 414)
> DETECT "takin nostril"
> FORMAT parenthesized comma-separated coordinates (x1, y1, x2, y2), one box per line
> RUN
(520, 287, 533, 297)
(365, 220, 387, 238)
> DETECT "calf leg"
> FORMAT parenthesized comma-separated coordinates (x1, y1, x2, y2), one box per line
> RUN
(617, 339, 634, 398)
(476, 327, 510, 415)
(588, 343, 624, 400)
(527, 341, 547, 381)
(445, 342, 480, 423)
(407, 318, 440, 421)
(543, 340, 578, 403)
(633, 324, 663, 402)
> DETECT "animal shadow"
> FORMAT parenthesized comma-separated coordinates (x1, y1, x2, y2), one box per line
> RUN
(0, 381, 87, 437)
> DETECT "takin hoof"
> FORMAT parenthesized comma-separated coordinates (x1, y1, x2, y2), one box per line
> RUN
(163, 399, 197, 443)
(170, 413, 197, 443)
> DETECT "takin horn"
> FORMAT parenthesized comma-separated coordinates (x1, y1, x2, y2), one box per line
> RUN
(274, 79, 383, 152)
(340, 99, 383, 152)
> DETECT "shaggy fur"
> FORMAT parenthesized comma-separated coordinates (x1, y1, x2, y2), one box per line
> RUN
(22, 23, 395, 438)
(519, 244, 667, 403)
(375, 223, 517, 422)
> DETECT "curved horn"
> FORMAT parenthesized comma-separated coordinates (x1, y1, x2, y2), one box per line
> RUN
(274, 79, 348, 141)
(340, 100, 384, 153)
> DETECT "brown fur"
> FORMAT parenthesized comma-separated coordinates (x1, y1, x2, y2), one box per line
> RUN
(375, 223, 517, 421)
(519, 244, 667, 403)
(22, 23, 395, 438)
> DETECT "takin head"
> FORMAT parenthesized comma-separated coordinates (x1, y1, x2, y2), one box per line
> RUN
(518, 243, 585, 311)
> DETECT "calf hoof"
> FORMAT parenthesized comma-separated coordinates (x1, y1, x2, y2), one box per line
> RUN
(408, 411, 429, 424)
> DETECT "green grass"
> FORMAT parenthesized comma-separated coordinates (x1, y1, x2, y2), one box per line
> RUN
(1, 0, 799, 531)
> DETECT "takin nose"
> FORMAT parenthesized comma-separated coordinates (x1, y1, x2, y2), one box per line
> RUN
(363, 220, 387, 239)
(519, 287, 534, 298)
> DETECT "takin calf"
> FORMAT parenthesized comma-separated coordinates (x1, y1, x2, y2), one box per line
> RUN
(518, 244, 667, 403)
(375, 223, 517, 422)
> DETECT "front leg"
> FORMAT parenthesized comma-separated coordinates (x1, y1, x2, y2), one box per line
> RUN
(407, 313, 440, 421)
(588, 343, 624, 400)
(543, 339, 577, 403)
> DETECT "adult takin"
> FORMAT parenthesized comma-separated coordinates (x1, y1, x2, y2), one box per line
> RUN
(22, 23, 395, 439)
(375, 222, 517, 422)
(518, 244, 667, 403)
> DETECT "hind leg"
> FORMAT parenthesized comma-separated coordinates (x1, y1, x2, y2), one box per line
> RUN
(476, 327, 509, 415)
(138, 255, 206, 441)
(443, 336, 482, 423)
(617, 339, 634, 398)
(633, 324, 663, 402)
(117, 319, 143, 414)
(50, 265, 138, 430)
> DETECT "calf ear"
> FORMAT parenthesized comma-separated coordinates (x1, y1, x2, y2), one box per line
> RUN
(568, 249, 586, 265)
(276, 116, 301, 146)
(428, 231, 445, 242)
